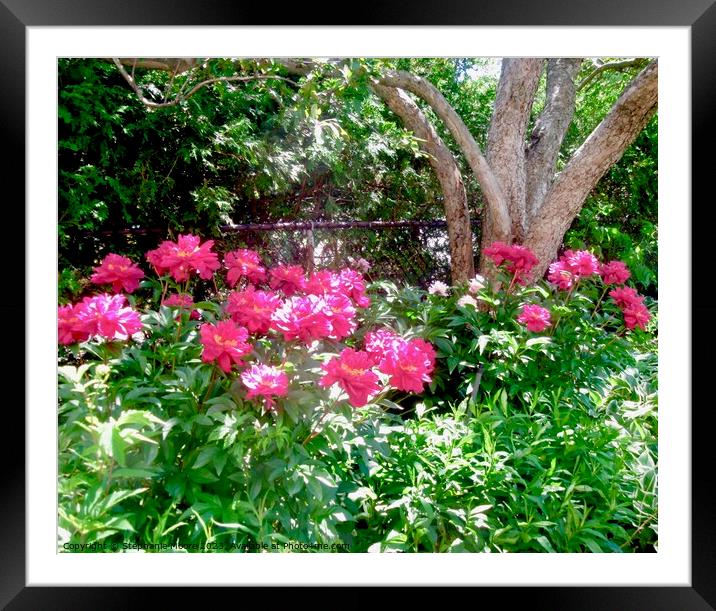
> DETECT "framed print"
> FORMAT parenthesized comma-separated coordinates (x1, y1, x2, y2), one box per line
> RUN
(7, 0, 713, 607)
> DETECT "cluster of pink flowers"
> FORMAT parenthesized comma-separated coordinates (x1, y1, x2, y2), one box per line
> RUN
(483, 242, 539, 285)
(318, 330, 436, 407)
(58, 235, 436, 411)
(59, 252, 148, 345)
(58, 293, 143, 345)
(609, 286, 651, 330)
(547, 249, 600, 290)
(364, 329, 436, 394)
(477, 242, 648, 334)
(146, 234, 220, 282)
(198, 320, 290, 409)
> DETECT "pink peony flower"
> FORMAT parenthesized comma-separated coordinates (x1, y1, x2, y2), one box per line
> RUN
(268, 265, 306, 296)
(58, 304, 91, 345)
(364, 328, 407, 366)
(563, 250, 600, 277)
(75, 293, 144, 341)
(199, 319, 252, 373)
(305, 270, 342, 297)
(547, 260, 576, 291)
(600, 260, 631, 285)
(90, 253, 145, 293)
(241, 363, 289, 409)
(483, 241, 511, 266)
(609, 286, 642, 310)
(338, 268, 371, 307)
(457, 295, 478, 309)
(226, 286, 282, 335)
(162, 293, 201, 320)
(608, 286, 650, 331)
(145, 241, 174, 277)
(319, 348, 381, 407)
(324, 292, 358, 340)
(468, 275, 486, 294)
(379, 338, 436, 393)
(224, 249, 267, 287)
(517, 304, 552, 333)
(270, 294, 333, 344)
(146, 234, 220, 282)
(483, 242, 538, 285)
(347, 257, 371, 274)
(505, 245, 539, 284)
(623, 303, 651, 331)
(428, 281, 450, 296)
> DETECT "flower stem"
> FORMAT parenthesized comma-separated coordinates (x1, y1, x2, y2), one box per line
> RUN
(302, 407, 331, 446)
(160, 278, 168, 306)
(591, 286, 609, 317)
(199, 368, 218, 411)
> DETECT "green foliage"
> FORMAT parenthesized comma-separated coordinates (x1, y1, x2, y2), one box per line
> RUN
(350, 263, 657, 552)
(58, 241, 656, 553)
(563, 61, 658, 294)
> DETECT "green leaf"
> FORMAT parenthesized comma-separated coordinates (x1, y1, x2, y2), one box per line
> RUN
(525, 337, 552, 348)
(111, 427, 127, 467)
(192, 447, 218, 470)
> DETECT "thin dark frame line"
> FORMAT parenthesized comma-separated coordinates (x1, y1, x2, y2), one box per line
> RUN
(8, 1, 712, 608)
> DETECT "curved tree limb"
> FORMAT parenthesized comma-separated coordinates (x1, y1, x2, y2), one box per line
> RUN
(524, 60, 658, 279)
(486, 58, 545, 241)
(525, 58, 583, 219)
(111, 57, 201, 73)
(112, 58, 298, 109)
(577, 58, 649, 91)
(379, 69, 511, 245)
(371, 81, 475, 282)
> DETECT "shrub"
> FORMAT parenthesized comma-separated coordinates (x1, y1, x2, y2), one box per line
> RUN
(58, 238, 657, 553)
(58, 237, 436, 552)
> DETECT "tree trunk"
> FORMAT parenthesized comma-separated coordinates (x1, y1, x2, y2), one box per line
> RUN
(371, 82, 475, 283)
(523, 60, 658, 279)
(379, 70, 511, 246)
(525, 58, 582, 219)
(486, 58, 544, 242)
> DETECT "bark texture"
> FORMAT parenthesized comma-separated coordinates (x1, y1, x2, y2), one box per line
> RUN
(524, 60, 658, 279)
(486, 58, 544, 242)
(371, 82, 475, 282)
(525, 58, 582, 219)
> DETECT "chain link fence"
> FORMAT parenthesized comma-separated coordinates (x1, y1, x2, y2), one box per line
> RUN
(86, 219, 480, 289)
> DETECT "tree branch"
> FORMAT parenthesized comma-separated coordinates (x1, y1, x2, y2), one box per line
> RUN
(371, 81, 475, 282)
(110, 57, 201, 73)
(524, 60, 658, 278)
(486, 58, 545, 241)
(379, 69, 511, 243)
(577, 58, 649, 91)
(525, 58, 582, 219)
(112, 58, 298, 108)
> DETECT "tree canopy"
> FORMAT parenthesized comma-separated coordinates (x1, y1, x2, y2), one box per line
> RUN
(58, 57, 657, 298)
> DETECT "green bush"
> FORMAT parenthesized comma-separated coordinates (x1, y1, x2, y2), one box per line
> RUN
(58, 239, 657, 553)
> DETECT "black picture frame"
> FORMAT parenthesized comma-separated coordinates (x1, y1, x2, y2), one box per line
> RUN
(7, 1, 712, 608)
